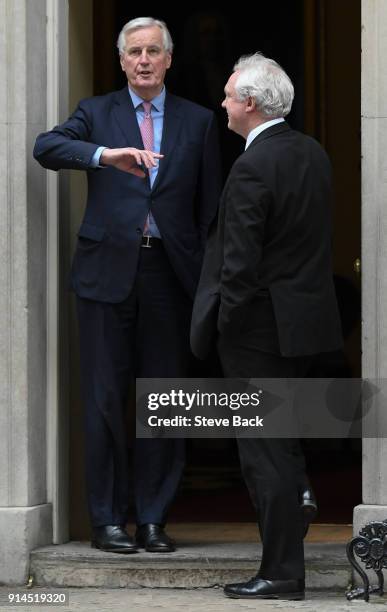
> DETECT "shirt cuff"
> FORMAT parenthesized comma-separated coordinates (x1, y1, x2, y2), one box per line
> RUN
(90, 146, 107, 168)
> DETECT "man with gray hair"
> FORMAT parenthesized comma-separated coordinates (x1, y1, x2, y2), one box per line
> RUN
(191, 53, 343, 600)
(34, 17, 221, 554)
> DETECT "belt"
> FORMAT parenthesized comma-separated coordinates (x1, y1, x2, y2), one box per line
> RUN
(141, 235, 163, 249)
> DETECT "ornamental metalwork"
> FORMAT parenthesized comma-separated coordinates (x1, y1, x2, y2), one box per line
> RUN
(346, 521, 387, 602)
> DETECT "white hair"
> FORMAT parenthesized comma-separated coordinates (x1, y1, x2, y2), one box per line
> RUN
(233, 53, 294, 118)
(117, 17, 174, 55)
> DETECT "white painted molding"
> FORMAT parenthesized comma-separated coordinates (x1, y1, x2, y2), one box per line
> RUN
(360, 0, 387, 508)
(46, 0, 69, 544)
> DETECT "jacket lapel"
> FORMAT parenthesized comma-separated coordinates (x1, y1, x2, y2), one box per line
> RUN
(112, 87, 144, 150)
(151, 92, 183, 192)
(112, 88, 183, 191)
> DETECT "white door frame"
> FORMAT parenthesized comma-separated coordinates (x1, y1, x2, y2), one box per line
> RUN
(46, 0, 70, 544)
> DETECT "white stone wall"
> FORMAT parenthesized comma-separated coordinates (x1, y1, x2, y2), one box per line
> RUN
(0, 0, 52, 584)
(354, 0, 387, 538)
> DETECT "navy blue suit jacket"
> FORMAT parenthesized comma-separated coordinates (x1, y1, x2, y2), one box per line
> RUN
(34, 87, 222, 301)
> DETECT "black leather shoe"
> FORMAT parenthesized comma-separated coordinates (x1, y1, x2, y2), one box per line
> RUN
(135, 523, 175, 552)
(91, 525, 138, 553)
(224, 577, 305, 600)
(300, 486, 318, 537)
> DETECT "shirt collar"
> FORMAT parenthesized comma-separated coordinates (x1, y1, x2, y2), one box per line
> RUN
(128, 86, 166, 112)
(245, 117, 285, 150)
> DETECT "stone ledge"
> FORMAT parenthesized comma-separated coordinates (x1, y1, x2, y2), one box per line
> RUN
(30, 541, 350, 590)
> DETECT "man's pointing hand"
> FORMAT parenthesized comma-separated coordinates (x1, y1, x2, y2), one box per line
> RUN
(101, 147, 163, 177)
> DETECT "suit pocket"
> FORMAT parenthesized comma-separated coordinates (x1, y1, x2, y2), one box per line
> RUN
(77, 222, 106, 241)
(73, 223, 107, 289)
(77, 223, 106, 251)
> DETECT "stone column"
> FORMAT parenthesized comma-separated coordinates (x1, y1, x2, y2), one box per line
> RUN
(354, 0, 387, 533)
(0, 0, 52, 584)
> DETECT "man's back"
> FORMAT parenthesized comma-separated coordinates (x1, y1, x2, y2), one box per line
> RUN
(218, 123, 342, 356)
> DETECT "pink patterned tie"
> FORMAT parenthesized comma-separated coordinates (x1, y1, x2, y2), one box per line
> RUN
(140, 101, 154, 152)
(140, 101, 154, 236)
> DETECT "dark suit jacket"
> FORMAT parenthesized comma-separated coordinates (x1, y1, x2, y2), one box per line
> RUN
(34, 87, 222, 301)
(191, 121, 343, 358)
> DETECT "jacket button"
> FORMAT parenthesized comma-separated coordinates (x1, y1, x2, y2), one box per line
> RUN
(136, 228, 142, 234)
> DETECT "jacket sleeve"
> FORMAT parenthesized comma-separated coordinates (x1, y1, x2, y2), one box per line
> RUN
(217, 159, 271, 337)
(33, 98, 100, 171)
(196, 113, 222, 246)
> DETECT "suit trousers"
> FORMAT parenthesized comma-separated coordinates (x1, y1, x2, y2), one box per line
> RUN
(76, 241, 192, 527)
(217, 336, 313, 580)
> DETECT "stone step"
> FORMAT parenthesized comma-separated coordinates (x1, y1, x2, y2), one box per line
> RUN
(30, 524, 352, 590)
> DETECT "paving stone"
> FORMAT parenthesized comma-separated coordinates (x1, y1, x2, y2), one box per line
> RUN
(0, 587, 385, 612)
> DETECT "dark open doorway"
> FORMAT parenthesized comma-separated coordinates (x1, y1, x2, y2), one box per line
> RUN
(69, 0, 361, 538)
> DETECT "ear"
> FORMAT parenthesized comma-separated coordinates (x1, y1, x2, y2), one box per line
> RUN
(246, 96, 256, 113)
(166, 53, 172, 70)
(119, 54, 125, 72)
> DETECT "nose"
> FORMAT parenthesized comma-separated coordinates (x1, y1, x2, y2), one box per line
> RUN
(139, 49, 149, 63)
(221, 98, 226, 108)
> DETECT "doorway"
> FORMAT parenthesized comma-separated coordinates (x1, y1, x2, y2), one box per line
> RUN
(68, 0, 361, 538)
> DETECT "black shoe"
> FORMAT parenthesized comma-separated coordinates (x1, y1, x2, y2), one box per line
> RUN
(135, 523, 175, 552)
(91, 525, 138, 553)
(300, 487, 318, 537)
(224, 577, 305, 600)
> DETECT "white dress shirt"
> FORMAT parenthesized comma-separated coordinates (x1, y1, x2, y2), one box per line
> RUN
(245, 117, 285, 150)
